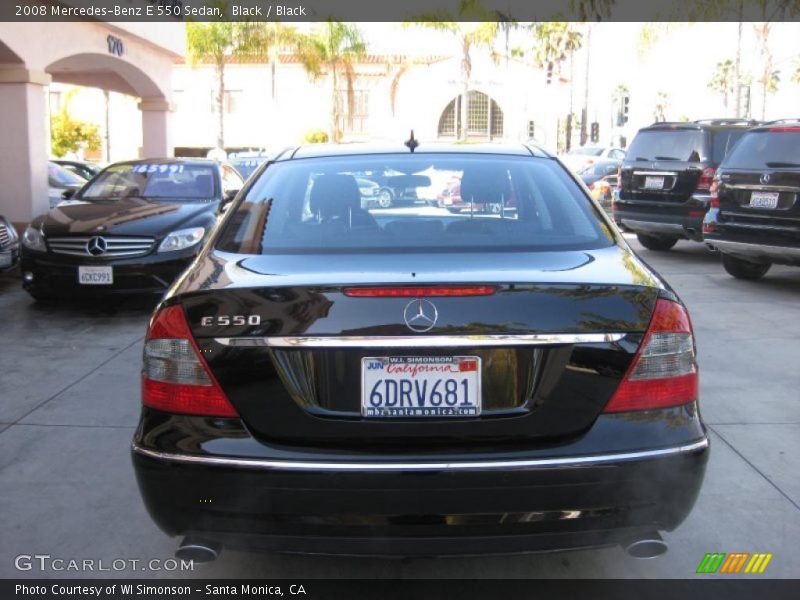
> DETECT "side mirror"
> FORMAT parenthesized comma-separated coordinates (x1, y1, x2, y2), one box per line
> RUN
(223, 189, 239, 204)
(61, 188, 76, 200)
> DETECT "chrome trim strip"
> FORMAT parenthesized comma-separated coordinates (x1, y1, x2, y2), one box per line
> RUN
(632, 171, 678, 177)
(726, 184, 799, 193)
(132, 439, 709, 472)
(213, 333, 627, 348)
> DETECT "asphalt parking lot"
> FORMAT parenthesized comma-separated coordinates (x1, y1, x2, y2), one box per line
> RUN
(1, 235, 799, 579)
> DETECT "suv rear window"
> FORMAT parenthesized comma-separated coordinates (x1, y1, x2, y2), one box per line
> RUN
(217, 154, 613, 254)
(722, 129, 800, 169)
(711, 129, 749, 163)
(626, 129, 707, 162)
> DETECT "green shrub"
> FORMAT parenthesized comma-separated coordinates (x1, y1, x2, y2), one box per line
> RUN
(303, 129, 329, 144)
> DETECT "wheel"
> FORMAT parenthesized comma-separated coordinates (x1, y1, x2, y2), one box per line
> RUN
(721, 253, 771, 280)
(636, 233, 679, 251)
(376, 189, 393, 208)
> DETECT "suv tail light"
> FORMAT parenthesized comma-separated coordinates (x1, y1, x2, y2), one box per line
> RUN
(616, 166, 624, 191)
(604, 298, 698, 412)
(709, 179, 720, 209)
(696, 167, 716, 192)
(141, 305, 238, 417)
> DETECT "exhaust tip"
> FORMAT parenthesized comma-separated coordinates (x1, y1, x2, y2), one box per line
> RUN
(175, 538, 221, 563)
(623, 533, 668, 559)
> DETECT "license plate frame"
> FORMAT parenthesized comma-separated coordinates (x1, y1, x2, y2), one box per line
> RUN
(749, 191, 779, 209)
(361, 356, 481, 418)
(643, 176, 665, 190)
(78, 265, 113, 285)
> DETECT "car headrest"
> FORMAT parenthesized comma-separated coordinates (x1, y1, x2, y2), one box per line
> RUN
(459, 166, 510, 205)
(309, 174, 361, 219)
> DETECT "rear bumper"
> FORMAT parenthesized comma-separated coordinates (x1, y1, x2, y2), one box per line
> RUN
(132, 411, 709, 556)
(706, 239, 800, 265)
(614, 195, 709, 241)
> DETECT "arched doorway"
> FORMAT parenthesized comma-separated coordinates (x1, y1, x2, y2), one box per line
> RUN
(437, 91, 504, 140)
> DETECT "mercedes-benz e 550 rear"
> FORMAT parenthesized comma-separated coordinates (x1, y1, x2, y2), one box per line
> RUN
(132, 143, 709, 557)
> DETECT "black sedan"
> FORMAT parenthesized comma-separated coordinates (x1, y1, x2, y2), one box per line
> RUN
(0, 215, 20, 272)
(132, 142, 708, 560)
(20, 159, 243, 300)
(704, 121, 800, 279)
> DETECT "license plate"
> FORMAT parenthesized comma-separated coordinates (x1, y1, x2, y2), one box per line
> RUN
(0, 252, 11, 268)
(78, 266, 113, 285)
(643, 176, 665, 190)
(749, 191, 779, 209)
(361, 356, 481, 418)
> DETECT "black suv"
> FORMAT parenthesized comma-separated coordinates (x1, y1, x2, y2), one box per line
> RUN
(704, 120, 800, 279)
(614, 119, 759, 251)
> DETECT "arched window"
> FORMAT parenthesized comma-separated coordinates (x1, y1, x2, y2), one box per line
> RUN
(437, 91, 504, 140)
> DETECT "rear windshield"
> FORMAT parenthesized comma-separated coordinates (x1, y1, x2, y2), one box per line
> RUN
(627, 130, 707, 162)
(216, 154, 613, 254)
(80, 163, 217, 200)
(722, 130, 800, 169)
(711, 129, 749, 163)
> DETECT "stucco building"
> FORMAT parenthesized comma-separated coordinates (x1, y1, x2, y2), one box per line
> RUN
(0, 18, 183, 225)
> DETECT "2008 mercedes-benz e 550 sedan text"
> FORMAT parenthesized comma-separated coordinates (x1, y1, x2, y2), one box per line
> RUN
(20, 159, 244, 300)
(132, 142, 709, 558)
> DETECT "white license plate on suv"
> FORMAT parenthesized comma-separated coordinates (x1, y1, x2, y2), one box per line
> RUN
(78, 266, 113, 285)
(361, 356, 481, 418)
(749, 191, 779, 209)
(643, 176, 665, 190)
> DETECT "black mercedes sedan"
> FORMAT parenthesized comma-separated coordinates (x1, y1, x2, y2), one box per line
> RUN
(704, 121, 800, 279)
(132, 143, 708, 560)
(20, 159, 243, 300)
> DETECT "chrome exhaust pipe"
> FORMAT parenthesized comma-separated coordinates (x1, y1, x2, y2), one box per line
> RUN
(706, 243, 718, 252)
(623, 532, 668, 559)
(175, 537, 221, 563)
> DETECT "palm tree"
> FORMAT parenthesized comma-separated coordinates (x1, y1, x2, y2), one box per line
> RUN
(533, 22, 583, 86)
(247, 22, 298, 100)
(294, 21, 366, 143)
(407, 1, 499, 140)
(186, 18, 260, 149)
(708, 59, 736, 114)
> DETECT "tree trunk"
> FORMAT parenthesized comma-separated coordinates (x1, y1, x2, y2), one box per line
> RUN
(460, 40, 470, 141)
(271, 60, 276, 100)
(331, 64, 341, 143)
(215, 58, 225, 150)
(734, 17, 742, 117)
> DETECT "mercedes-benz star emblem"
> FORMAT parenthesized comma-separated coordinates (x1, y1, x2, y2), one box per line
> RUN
(760, 173, 771, 184)
(86, 236, 108, 256)
(403, 299, 438, 333)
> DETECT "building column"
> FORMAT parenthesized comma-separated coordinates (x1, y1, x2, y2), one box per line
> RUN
(139, 97, 174, 158)
(0, 68, 51, 226)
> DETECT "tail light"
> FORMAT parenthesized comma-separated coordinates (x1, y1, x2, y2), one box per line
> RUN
(709, 179, 720, 209)
(604, 298, 698, 413)
(344, 286, 497, 298)
(696, 167, 716, 192)
(616, 166, 624, 191)
(141, 305, 238, 417)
